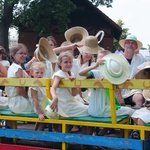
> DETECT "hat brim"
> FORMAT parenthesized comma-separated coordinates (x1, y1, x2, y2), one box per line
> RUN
(119, 39, 143, 50)
(143, 90, 150, 101)
(44, 101, 69, 119)
(35, 48, 41, 61)
(78, 45, 104, 54)
(135, 62, 150, 79)
(99, 54, 129, 84)
(35, 37, 57, 63)
(65, 26, 89, 44)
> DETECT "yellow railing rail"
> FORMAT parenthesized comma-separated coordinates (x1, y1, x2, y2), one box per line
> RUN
(0, 78, 150, 148)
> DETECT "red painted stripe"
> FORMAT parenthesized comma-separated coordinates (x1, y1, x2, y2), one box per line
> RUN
(0, 143, 56, 150)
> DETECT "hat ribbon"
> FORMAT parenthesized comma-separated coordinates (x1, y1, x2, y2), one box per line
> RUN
(105, 60, 123, 78)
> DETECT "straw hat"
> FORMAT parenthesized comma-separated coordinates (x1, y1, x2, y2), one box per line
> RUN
(143, 90, 150, 101)
(119, 35, 143, 50)
(134, 62, 150, 79)
(77, 36, 104, 54)
(99, 53, 129, 84)
(41, 97, 67, 119)
(65, 26, 89, 44)
(35, 37, 57, 63)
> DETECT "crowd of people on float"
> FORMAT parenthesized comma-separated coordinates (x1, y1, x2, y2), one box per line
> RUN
(0, 26, 150, 142)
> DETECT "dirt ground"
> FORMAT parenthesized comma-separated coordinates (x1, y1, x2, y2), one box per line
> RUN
(1, 122, 122, 150)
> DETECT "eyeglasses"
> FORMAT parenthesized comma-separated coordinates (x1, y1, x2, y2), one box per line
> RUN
(16, 52, 27, 56)
(125, 41, 137, 45)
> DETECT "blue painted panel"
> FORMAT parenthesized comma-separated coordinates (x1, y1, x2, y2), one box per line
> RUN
(0, 129, 143, 150)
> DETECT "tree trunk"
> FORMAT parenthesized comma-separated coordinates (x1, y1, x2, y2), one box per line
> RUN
(0, 0, 16, 52)
(0, 24, 9, 52)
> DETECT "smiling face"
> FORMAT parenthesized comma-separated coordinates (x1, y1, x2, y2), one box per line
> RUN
(124, 40, 138, 53)
(31, 67, 45, 78)
(13, 48, 27, 64)
(58, 56, 73, 73)
(81, 52, 93, 64)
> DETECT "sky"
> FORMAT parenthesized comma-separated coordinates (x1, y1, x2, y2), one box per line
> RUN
(98, 0, 150, 49)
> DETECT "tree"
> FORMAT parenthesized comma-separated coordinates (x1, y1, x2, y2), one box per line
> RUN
(13, 0, 75, 36)
(0, 0, 113, 51)
(0, 0, 75, 51)
(89, 0, 113, 7)
(113, 19, 130, 52)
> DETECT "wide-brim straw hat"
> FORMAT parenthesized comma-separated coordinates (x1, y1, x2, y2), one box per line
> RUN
(99, 53, 129, 84)
(41, 97, 68, 119)
(143, 90, 150, 101)
(77, 36, 104, 54)
(65, 26, 89, 44)
(119, 35, 143, 50)
(134, 62, 150, 79)
(35, 37, 57, 63)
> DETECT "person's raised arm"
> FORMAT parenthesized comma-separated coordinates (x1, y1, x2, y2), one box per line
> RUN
(53, 43, 83, 54)
(26, 57, 37, 70)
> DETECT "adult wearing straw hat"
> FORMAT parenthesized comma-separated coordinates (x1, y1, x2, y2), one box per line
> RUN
(117, 35, 146, 108)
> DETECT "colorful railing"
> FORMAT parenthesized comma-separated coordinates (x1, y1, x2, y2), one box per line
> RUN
(0, 78, 150, 150)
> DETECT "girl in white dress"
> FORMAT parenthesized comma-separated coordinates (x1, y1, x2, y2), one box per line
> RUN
(50, 51, 91, 134)
(5, 43, 33, 114)
(28, 62, 48, 130)
(50, 51, 89, 117)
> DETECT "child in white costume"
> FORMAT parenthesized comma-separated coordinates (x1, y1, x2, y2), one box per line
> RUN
(50, 51, 89, 117)
(79, 51, 135, 117)
(5, 43, 33, 114)
(28, 62, 49, 131)
(28, 62, 47, 119)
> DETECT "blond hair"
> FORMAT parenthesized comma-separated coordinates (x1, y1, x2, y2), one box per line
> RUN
(30, 62, 46, 74)
(57, 51, 73, 69)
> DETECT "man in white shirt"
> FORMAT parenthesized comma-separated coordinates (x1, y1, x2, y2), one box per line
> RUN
(116, 35, 146, 108)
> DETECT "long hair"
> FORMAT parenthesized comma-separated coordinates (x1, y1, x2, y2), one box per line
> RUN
(9, 43, 28, 63)
(0, 46, 9, 60)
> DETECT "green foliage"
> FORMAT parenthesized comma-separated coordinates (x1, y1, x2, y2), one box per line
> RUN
(89, 0, 113, 7)
(13, 0, 76, 36)
(113, 19, 130, 51)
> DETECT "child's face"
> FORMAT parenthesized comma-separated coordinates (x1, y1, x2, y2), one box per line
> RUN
(59, 56, 73, 72)
(31, 68, 45, 78)
(82, 52, 93, 62)
(48, 40, 55, 49)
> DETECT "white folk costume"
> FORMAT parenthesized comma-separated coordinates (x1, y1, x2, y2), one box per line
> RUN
(52, 70, 89, 117)
(88, 70, 134, 117)
(5, 63, 33, 114)
(28, 86, 47, 114)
